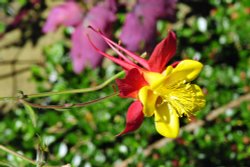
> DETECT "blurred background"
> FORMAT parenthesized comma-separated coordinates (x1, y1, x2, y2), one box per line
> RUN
(0, 0, 250, 166)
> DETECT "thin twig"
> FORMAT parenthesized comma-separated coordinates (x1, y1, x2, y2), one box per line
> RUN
(0, 71, 124, 101)
(0, 160, 15, 167)
(117, 93, 250, 167)
(0, 144, 71, 167)
(26, 71, 124, 99)
(19, 92, 119, 109)
(0, 145, 37, 165)
(205, 93, 250, 121)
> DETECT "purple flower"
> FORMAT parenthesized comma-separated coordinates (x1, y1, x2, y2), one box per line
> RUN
(120, 12, 156, 52)
(120, 0, 177, 52)
(70, 0, 116, 73)
(135, 0, 177, 21)
(70, 24, 104, 74)
(82, 0, 116, 33)
(43, 1, 83, 33)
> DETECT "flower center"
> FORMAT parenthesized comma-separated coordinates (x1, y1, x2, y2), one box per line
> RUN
(154, 81, 200, 118)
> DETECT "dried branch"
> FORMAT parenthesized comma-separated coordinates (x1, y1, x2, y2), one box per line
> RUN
(19, 92, 119, 109)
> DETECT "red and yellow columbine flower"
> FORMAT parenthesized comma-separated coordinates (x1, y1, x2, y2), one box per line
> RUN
(89, 27, 205, 138)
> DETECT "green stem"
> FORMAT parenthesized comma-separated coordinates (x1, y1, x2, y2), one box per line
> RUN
(0, 145, 36, 165)
(0, 161, 15, 167)
(0, 145, 68, 167)
(0, 96, 18, 101)
(0, 71, 124, 101)
(26, 71, 124, 99)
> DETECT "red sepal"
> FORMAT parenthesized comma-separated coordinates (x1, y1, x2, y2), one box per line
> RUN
(171, 61, 180, 68)
(148, 31, 177, 73)
(88, 26, 150, 70)
(116, 101, 144, 136)
(87, 34, 138, 71)
(116, 68, 148, 98)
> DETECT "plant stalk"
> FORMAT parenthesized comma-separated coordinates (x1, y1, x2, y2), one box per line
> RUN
(0, 145, 36, 165)
(0, 71, 124, 101)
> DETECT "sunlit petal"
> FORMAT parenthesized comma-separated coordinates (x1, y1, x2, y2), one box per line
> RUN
(138, 86, 158, 117)
(143, 71, 166, 89)
(152, 60, 203, 93)
(170, 60, 203, 82)
(154, 102, 179, 138)
(162, 65, 174, 76)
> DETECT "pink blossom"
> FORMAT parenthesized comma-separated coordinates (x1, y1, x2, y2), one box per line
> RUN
(43, 1, 83, 33)
(120, 0, 177, 52)
(70, 0, 116, 73)
(70, 25, 105, 74)
(120, 12, 156, 52)
(135, 0, 177, 20)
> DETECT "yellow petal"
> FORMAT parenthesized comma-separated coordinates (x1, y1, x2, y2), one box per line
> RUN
(162, 65, 174, 76)
(154, 102, 179, 138)
(161, 60, 202, 87)
(172, 60, 203, 82)
(143, 71, 165, 88)
(151, 60, 203, 94)
(138, 86, 158, 117)
(147, 65, 174, 90)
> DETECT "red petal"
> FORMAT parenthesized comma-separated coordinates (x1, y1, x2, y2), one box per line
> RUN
(87, 34, 138, 70)
(89, 26, 150, 70)
(116, 101, 144, 136)
(116, 68, 148, 98)
(171, 61, 181, 68)
(148, 31, 177, 72)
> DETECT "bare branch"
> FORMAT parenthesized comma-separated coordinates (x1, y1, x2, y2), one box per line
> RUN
(19, 92, 119, 109)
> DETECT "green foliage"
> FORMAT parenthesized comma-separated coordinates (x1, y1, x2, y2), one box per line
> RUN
(0, 0, 250, 166)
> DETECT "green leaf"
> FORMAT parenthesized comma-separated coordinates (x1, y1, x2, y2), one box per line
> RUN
(0, 22, 6, 33)
(23, 104, 37, 128)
